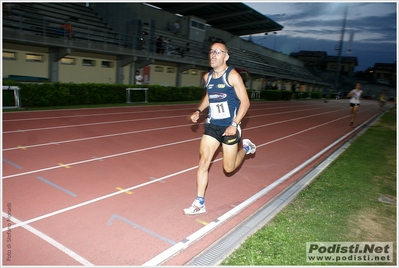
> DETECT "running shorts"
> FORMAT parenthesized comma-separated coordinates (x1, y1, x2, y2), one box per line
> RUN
(204, 123, 241, 145)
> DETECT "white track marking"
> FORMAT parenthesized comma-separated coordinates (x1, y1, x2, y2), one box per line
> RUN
(3, 123, 193, 151)
(3, 105, 328, 134)
(1, 102, 382, 267)
(2, 137, 201, 179)
(143, 112, 381, 266)
(2, 107, 197, 122)
(2, 165, 200, 232)
(3, 106, 344, 151)
(3, 107, 372, 179)
(2, 102, 312, 122)
(2, 110, 372, 230)
(2, 212, 94, 266)
(3, 114, 185, 134)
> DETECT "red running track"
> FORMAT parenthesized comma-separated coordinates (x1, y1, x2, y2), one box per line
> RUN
(2, 99, 384, 266)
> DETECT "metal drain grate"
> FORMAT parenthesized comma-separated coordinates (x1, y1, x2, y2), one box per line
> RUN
(189, 225, 252, 266)
(188, 196, 290, 266)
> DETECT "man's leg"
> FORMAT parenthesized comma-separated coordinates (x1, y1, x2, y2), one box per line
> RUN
(221, 125, 256, 173)
(196, 135, 220, 197)
(221, 137, 256, 173)
(183, 134, 220, 215)
(222, 143, 246, 173)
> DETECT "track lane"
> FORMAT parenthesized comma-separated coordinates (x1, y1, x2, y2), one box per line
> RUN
(2, 100, 384, 265)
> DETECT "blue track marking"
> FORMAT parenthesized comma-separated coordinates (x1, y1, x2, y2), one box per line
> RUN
(37, 176, 77, 197)
(3, 158, 22, 169)
(107, 214, 176, 245)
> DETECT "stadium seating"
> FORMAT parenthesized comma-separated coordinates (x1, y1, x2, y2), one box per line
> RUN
(3, 2, 326, 86)
(3, 3, 120, 44)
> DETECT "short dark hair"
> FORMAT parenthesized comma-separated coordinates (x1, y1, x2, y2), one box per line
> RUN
(210, 40, 226, 46)
(209, 40, 228, 53)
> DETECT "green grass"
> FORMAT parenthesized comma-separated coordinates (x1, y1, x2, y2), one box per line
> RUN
(222, 106, 397, 266)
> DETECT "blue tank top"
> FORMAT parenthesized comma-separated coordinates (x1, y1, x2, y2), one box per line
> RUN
(205, 67, 240, 126)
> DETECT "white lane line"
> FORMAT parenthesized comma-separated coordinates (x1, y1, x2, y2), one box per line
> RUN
(3, 107, 343, 151)
(1, 212, 94, 266)
(2, 165, 200, 232)
(2, 137, 201, 179)
(2, 110, 382, 268)
(3, 114, 185, 134)
(3, 123, 193, 151)
(1, 102, 309, 122)
(2, 111, 367, 231)
(2, 105, 326, 134)
(2, 107, 368, 179)
(2, 107, 197, 122)
(142, 112, 381, 266)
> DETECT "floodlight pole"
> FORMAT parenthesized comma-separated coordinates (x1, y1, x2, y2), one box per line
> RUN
(334, 4, 349, 91)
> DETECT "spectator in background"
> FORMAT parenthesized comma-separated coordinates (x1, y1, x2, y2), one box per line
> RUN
(155, 36, 163, 53)
(160, 37, 168, 54)
(60, 20, 74, 39)
(175, 46, 185, 57)
(165, 38, 172, 55)
(135, 70, 143, 85)
(291, 82, 296, 100)
(185, 42, 190, 55)
(173, 20, 180, 35)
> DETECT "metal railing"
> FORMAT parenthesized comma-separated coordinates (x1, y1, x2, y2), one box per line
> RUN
(3, 6, 330, 86)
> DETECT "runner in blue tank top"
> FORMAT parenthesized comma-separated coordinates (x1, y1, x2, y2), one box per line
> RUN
(205, 67, 240, 126)
(184, 41, 256, 215)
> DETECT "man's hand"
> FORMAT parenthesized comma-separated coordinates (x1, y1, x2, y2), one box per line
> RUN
(222, 125, 237, 136)
(190, 111, 200, 123)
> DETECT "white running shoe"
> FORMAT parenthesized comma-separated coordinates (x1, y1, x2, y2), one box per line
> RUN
(242, 139, 256, 155)
(183, 199, 206, 215)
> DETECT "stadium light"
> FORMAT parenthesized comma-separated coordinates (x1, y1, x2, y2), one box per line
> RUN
(334, 3, 349, 91)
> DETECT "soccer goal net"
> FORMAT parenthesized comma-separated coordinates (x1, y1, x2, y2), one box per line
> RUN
(2, 86, 21, 109)
(126, 88, 149, 103)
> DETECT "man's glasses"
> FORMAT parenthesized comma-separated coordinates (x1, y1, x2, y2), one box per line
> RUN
(209, 49, 227, 55)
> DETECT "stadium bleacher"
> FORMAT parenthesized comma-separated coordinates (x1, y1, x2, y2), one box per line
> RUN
(4, 3, 120, 44)
(2, 2, 329, 88)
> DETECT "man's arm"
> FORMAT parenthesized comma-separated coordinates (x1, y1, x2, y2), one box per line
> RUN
(221, 68, 250, 136)
(229, 68, 250, 125)
(190, 73, 210, 123)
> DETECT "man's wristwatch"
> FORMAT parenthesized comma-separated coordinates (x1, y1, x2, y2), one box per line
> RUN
(231, 121, 238, 127)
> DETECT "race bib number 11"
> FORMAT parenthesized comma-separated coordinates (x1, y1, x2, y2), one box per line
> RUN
(210, 101, 230, 119)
